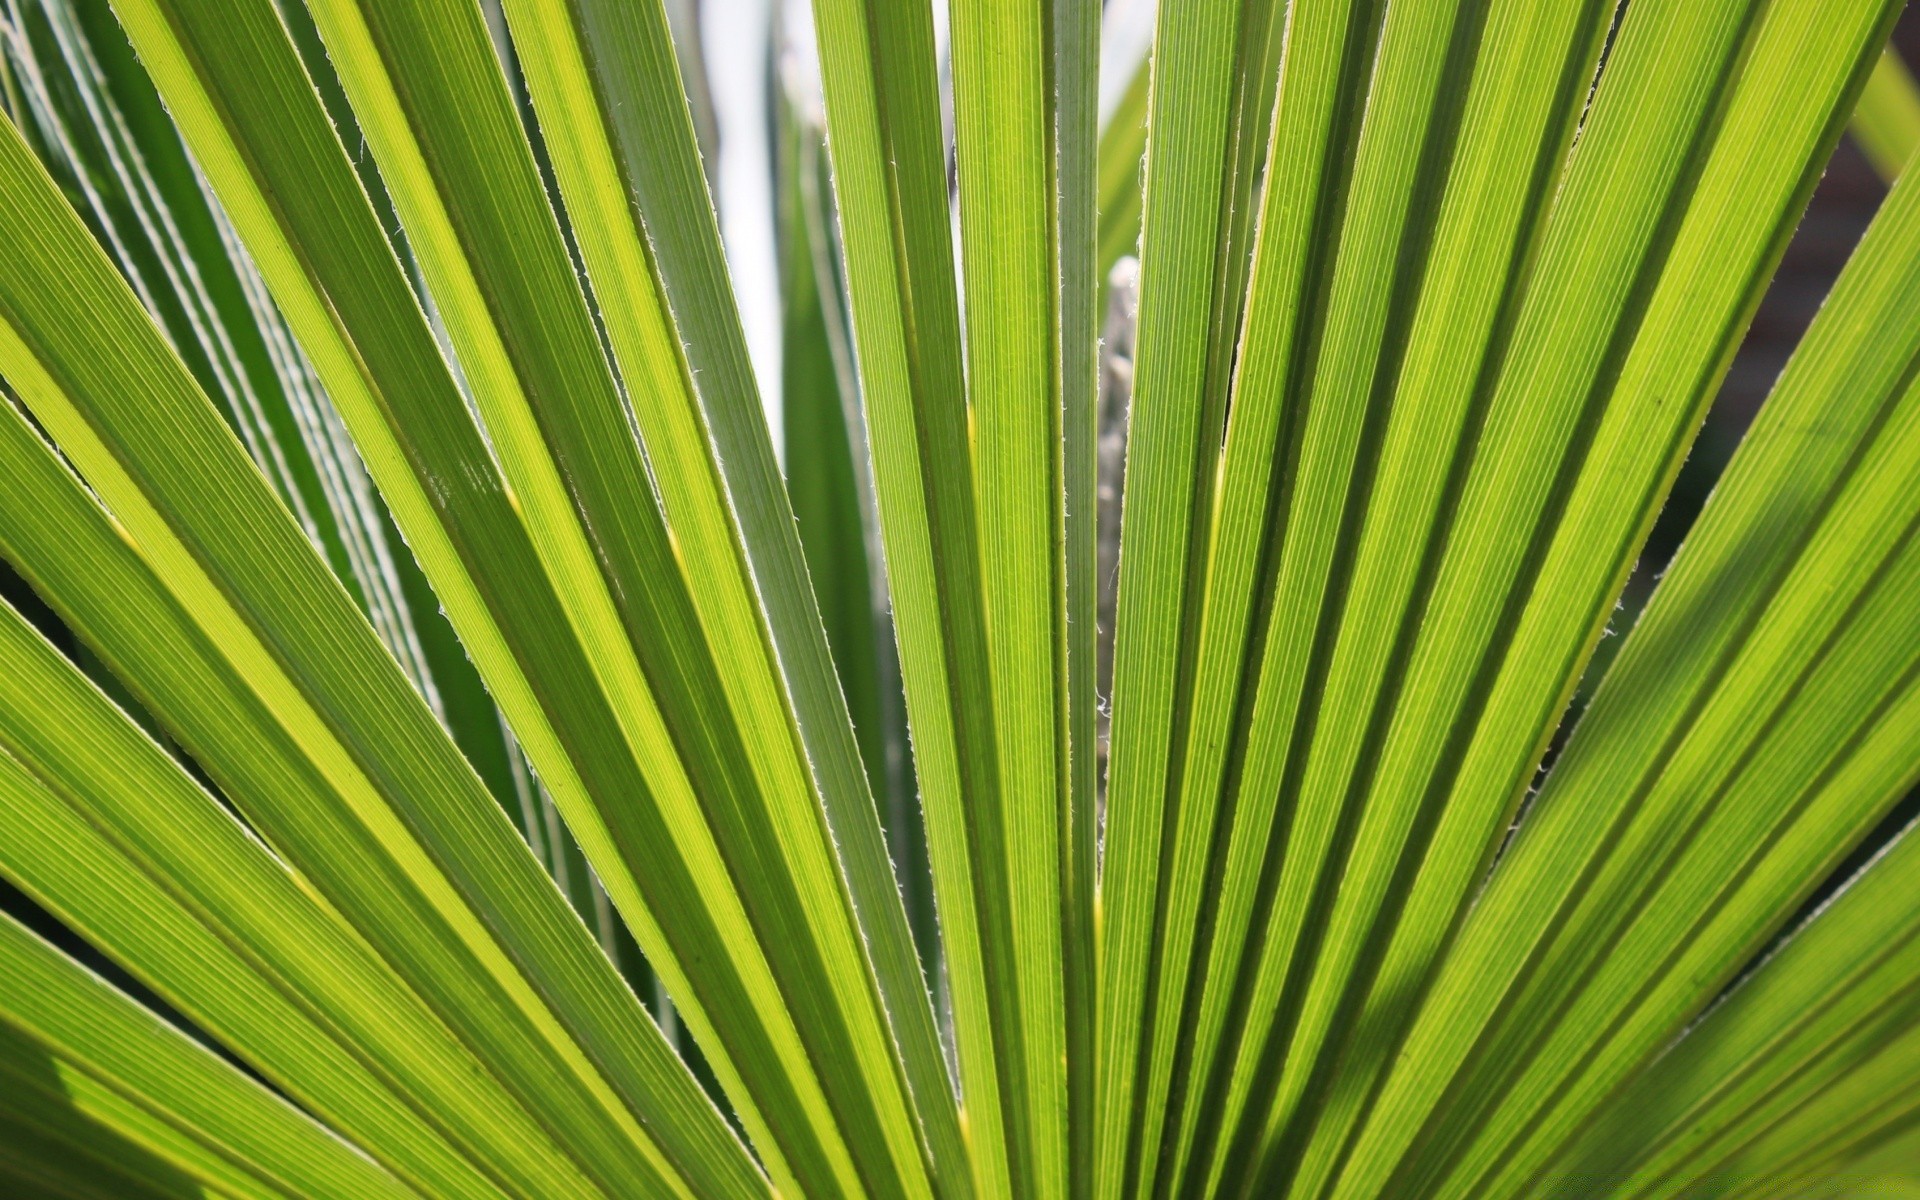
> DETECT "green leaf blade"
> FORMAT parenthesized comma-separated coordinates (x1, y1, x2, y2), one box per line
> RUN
(0, 910, 424, 1200)
(1335, 3, 1913, 1191)
(0, 93, 764, 1198)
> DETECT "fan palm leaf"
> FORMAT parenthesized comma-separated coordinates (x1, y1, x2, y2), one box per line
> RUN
(1, 0, 1918, 1196)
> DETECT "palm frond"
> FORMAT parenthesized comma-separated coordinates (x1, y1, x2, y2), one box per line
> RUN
(2, 0, 1919, 1196)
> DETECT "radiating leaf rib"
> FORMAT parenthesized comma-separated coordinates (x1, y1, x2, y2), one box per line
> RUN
(1716, 1032, 1920, 1196)
(543, 3, 922, 974)
(1415, 154, 1920, 1200)
(5, 0, 353, 616)
(1201, 3, 1614, 1195)
(0, 902, 422, 1199)
(0, 913, 405, 1198)
(1852, 47, 1920, 182)
(1774, 1080, 1920, 1193)
(1329, 3, 1908, 1192)
(1676, 991, 1920, 1194)
(1094, 0, 1285, 1189)
(1822, 1127, 1920, 1197)
(804, 0, 1014, 1193)
(0, 946, 395, 1200)
(1168, 2, 1517, 1188)
(1454, 522, 1920, 1200)
(0, 181, 641, 1200)
(6, 0, 516, 809)
(1554, 822, 1920, 1194)
(948, 0, 1103, 1191)
(0, 560, 684, 1199)
(4, 1148, 226, 1200)
(95, 0, 905, 1187)
(1144, 6, 1383, 1193)
(1054, 1, 1102, 1193)
(501, 5, 970, 1186)
(0, 372, 762, 1200)
(1109, 2, 1291, 1186)
(482, 4, 965, 1192)
(775, 73, 921, 919)
(0, 597, 505, 1199)
(5, 1, 1910, 1198)
(95, 0, 812, 1184)
(0, 1096, 207, 1200)
(299, 2, 938, 1192)
(15, 0, 384, 649)
(0, 101, 766, 1198)
(777, 99, 887, 815)
(0, 1050, 270, 1200)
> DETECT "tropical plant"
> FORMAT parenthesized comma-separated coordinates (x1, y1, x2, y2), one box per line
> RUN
(2, 0, 1920, 1195)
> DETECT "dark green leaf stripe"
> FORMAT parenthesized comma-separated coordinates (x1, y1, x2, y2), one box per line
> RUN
(950, 0, 1102, 1192)
(0, 910, 418, 1200)
(1196, 2, 1612, 1194)
(1335, 2, 1910, 1192)
(1093, 0, 1278, 1190)
(773, 77, 931, 963)
(805, 0, 1012, 1193)
(1, 0, 1914, 1196)
(490, 2, 964, 1191)
(1149, 0, 1384, 1187)
(93, 0, 931, 1187)
(1054, 1, 1102, 1193)
(294, 0, 936, 1188)
(0, 102, 762, 1197)
(0, 549, 625, 1190)
(1557, 821, 1920, 1193)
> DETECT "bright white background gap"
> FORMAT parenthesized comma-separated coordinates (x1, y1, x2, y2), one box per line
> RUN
(698, 0, 1160, 468)
(702, 0, 784, 465)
